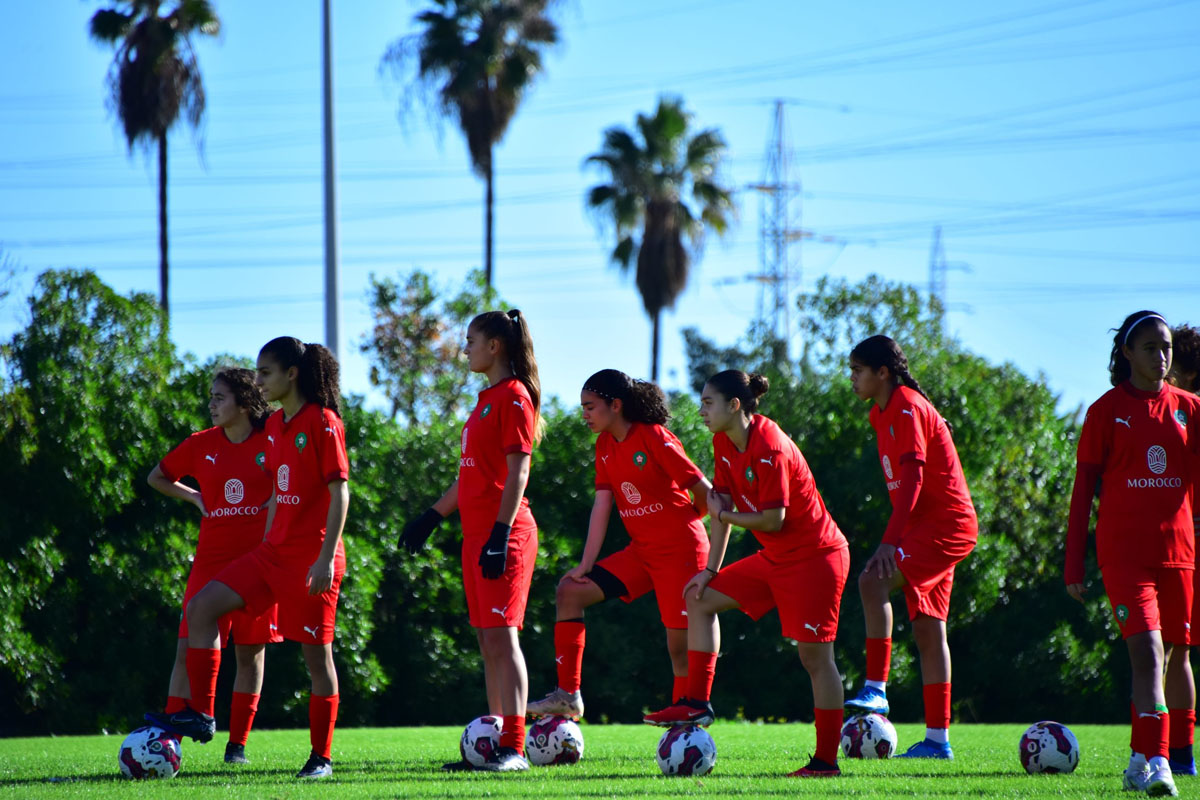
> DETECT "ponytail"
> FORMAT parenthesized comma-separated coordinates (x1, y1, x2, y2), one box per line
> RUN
(259, 336, 342, 417)
(1110, 310, 1167, 387)
(849, 335, 931, 404)
(471, 310, 542, 438)
(582, 369, 670, 425)
(706, 369, 769, 415)
(213, 366, 270, 429)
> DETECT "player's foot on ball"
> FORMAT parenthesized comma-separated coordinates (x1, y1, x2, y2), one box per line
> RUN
(844, 685, 890, 716)
(144, 708, 216, 743)
(224, 742, 249, 764)
(1147, 764, 1180, 797)
(526, 687, 584, 719)
(1123, 764, 1151, 792)
(441, 759, 477, 772)
(786, 755, 841, 778)
(478, 746, 529, 772)
(897, 738, 954, 760)
(643, 698, 715, 727)
(296, 751, 333, 779)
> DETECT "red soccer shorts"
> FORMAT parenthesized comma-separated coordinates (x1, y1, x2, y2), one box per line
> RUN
(1101, 563, 1193, 644)
(213, 543, 345, 645)
(596, 540, 709, 630)
(1191, 566, 1200, 647)
(894, 535, 974, 621)
(179, 558, 282, 646)
(462, 525, 538, 629)
(709, 545, 849, 642)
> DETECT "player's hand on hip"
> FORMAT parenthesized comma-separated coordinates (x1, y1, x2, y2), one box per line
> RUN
(864, 544, 898, 580)
(306, 558, 335, 596)
(1066, 583, 1087, 604)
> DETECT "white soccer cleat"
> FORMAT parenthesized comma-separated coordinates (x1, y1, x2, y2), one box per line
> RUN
(1123, 764, 1150, 792)
(479, 746, 530, 772)
(526, 687, 584, 719)
(1146, 764, 1179, 797)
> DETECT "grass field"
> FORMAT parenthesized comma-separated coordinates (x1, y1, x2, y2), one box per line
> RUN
(0, 722, 1157, 798)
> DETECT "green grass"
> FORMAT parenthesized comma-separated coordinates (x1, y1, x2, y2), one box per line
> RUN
(0, 722, 1152, 798)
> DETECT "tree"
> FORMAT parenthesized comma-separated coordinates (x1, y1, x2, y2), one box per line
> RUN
(585, 96, 735, 382)
(360, 268, 498, 425)
(382, 0, 558, 286)
(89, 0, 220, 317)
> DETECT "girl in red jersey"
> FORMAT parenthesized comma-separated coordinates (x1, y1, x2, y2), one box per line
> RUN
(147, 338, 349, 781)
(1067, 311, 1200, 795)
(643, 371, 850, 779)
(843, 335, 977, 760)
(1164, 323, 1200, 776)
(400, 310, 541, 772)
(147, 367, 282, 764)
(525, 369, 713, 720)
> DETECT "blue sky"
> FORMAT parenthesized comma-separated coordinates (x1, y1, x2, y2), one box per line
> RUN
(1, 0, 1197, 416)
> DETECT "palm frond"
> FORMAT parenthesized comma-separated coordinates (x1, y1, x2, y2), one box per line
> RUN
(89, 9, 134, 43)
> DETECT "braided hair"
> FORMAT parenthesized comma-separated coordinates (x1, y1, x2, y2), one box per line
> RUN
(582, 369, 670, 424)
(705, 370, 770, 416)
(1109, 310, 1169, 387)
(213, 366, 270, 429)
(849, 335, 931, 403)
(258, 336, 342, 417)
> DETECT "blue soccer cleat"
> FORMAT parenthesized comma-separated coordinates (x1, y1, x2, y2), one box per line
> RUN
(844, 685, 889, 716)
(897, 738, 954, 759)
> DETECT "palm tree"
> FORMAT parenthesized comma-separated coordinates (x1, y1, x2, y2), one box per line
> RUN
(382, 0, 558, 286)
(90, 0, 219, 317)
(585, 97, 735, 382)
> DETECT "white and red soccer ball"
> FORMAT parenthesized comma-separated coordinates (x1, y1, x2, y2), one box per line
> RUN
(526, 715, 585, 766)
(118, 726, 181, 779)
(656, 724, 717, 776)
(1020, 720, 1079, 774)
(840, 713, 898, 759)
(460, 715, 503, 768)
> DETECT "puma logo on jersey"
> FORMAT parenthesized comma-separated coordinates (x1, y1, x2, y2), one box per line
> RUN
(269, 623, 278, 631)
(303, 625, 320, 639)
(721, 456, 731, 466)
(803, 622, 820, 635)
(513, 400, 524, 408)
(324, 426, 334, 434)
(901, 409, 914, 418)
(491, 605, 509, 617)
(759, 458, 773, 466)
(1116, 416, 1132, 428)
(600, 455, 609, 464)
(267, 435, 275, 444)
(555, 655, 564, 665)
(896, 547, 910, 562)
(204, 454, 217, 464)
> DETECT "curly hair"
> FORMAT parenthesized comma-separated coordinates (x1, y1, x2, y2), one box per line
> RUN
(705, 370, 770, 415)
(849, 335, 932, 403)
(1171, 323, 1200, 392)
(258, 336, 341, 417)
(1109, 310, 1168, 387)
(582, 369, 670, 425)
(213, 366, 270, 429)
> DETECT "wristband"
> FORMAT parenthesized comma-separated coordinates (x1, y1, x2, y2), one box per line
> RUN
(717, 510, 725, 525)
(705, 567, 718, 576)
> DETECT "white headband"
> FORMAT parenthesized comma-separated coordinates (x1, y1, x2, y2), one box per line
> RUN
(1124, 313, 1167, 346)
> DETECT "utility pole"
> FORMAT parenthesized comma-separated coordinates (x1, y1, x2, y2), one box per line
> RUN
(928, 225, 972, 320)
(322, 0, 340, 359)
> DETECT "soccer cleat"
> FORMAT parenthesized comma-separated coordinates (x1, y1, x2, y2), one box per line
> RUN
(844, 685, 890, 716)
(478, 746, 530, 772)
(786, 755, 841, 778)
(1168, 757, 1196, 776)
(1124, 764, 1151, 792)
(643, 698, 715, 728)
(296, 751, 333, 779)
(897, 738, 954, 760)
(526, 687, 584, 719)
(144, 708, 216, 744)
(1147, 765, 1180, 797)
(224, 742, 249, 764)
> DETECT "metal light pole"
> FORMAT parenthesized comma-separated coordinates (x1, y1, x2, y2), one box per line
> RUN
(322, 0, 340, 358)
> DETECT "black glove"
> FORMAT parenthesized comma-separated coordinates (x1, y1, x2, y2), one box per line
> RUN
(399, 508, 443, 554)
(478, 522, 512, 579)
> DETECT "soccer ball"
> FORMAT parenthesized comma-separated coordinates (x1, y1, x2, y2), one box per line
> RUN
(526, 715, 585, 766)
(460, 715, 502, 767)
(1019, 720, 1079, 774)
(840, 713, 899, 759)
(655, 725, 717, 776)
(118, 726, 181, 779)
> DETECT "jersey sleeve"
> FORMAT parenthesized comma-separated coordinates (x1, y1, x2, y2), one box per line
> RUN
(893, 395, 928, 465)
(158, 433, 196, 484)
(1076, 399, 1109, 467)
(318, 409, 350, 484)
(501, 385, 535, 456)
(712, 438, 733, 495)
(652, 426, 706, 489)
(594, 437, 611, 492)
(753, 448, 791, 510)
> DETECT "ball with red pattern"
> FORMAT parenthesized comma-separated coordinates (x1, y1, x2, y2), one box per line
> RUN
(1020, 720, 1079, 774)
(117, 726, 181, 779)
(526, 715, 585, 765)
(840, 713, 898, 759)
(655, 724, 716, 776)
(460, 715, 503, 768)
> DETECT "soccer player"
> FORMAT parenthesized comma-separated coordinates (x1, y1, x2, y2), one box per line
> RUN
(147, 338, 350, 780)
(399, 310, 542, 772)
(843, 335, 977, 760)
(1065, 311, 1200, 797)
(526, 369, 713, 720)
(1163, 323, 1200, 777)
(643, 370, 850, 779)
(147, 367, 282, 764)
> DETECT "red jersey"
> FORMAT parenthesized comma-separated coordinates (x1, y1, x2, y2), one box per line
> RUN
(712, 415, 846, 563)
(869, 386, 977, 546)
(1075, 382, 1200, 571)
(595, 422, 707, 557)
(457, 378, 537, 535)
(262, 404, 349, 565)
(159, 426, 272, 566)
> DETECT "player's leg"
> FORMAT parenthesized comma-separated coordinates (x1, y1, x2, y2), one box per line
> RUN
(478, 625, 531, 771)
(164, 638, 189, 714)
(1167, 645, 1196, 773)
(1128, 630, 1173, 794)
(846, 566, 906, 717)
(298, 641, 338, 779)
(527, 565, 610, 719)
(225, 642, 266, 763)
(643, 585, 736, 726)
(666, 627, 688, 701)
(794, 642, 844, 777)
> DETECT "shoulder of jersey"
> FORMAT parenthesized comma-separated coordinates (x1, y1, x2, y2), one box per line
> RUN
(318, 406, 342, 429)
